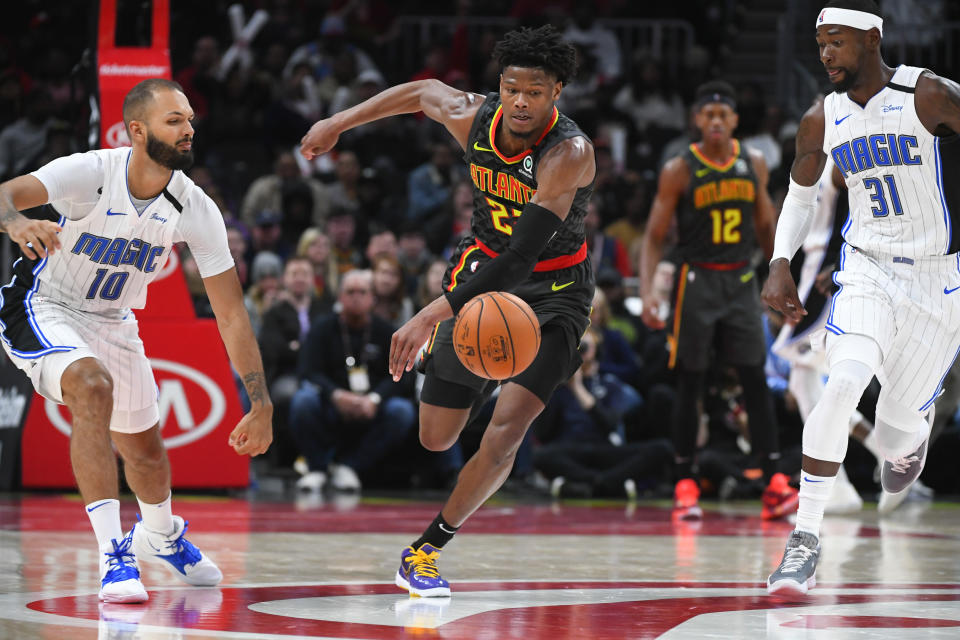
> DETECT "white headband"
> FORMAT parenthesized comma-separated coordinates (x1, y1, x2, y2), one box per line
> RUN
(816, 7, 883, 36)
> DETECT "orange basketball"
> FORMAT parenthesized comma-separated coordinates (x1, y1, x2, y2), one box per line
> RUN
(453, 291, 541, 380)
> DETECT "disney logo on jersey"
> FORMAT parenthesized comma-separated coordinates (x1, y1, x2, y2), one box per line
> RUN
(149, 212, 168, 224)
(882, 104, 904, 113)
(45, 358, 226, 449)
(831, 134, 921, 178)
(71, 232, 165, 273)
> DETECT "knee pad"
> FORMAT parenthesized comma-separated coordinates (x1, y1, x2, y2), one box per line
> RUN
(801, 358, 876, 463)
(826, 333, 882, 372)
(788, 364, 823, 421)
(874, 393, 929, 459)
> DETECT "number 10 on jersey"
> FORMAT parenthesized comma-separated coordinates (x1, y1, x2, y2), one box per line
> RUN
(86, 268, 129, 301)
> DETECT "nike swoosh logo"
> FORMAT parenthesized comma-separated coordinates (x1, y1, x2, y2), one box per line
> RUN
(86, 501, 111, 512)
(473, 142, 495, 153)
(106, 208, 127, 216)
(552, 281, 575, 292)
(945, 286, 960, 295)
(802, 476, 824, 483)
(834, 114, 852, 125)
(438, 524, 457, 534)
(695, 167, 711, 178)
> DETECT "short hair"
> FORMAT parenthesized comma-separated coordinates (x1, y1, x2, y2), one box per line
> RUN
(122, 78, 184, 127)
(492, 25, 577, 85)
(822, 0, 882, 17)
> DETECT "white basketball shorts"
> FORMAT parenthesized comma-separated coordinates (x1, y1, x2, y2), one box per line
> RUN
(0, 296, 159, 433)
(824, 245, 960, 412)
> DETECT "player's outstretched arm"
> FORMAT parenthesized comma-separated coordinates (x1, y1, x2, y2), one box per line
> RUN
(387, 137, 595, 380)
(0, 175, 62, 260)
(639, 157, 686, 330)
(300, 79, 485, 159)
(748, 149, 776, 261)
(762, 100, 826, 323)
(203, 268, 273, 457)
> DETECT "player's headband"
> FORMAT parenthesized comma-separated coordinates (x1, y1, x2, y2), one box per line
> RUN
(816, 7, 883, 36)
(695, 92, 736, 111)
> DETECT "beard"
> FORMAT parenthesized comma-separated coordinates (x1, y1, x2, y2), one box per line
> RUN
(832, 67, 859, 94)
(146, 131, 194, 171)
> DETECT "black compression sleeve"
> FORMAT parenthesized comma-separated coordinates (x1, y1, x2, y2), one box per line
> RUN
(444, 203, 562, 314)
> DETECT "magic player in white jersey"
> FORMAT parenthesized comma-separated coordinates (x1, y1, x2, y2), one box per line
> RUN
(762, 0, 960, 596)
(0, 79, 272, 603)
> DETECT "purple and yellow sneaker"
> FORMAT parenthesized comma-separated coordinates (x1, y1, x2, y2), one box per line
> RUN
(395, 544, 451, 597)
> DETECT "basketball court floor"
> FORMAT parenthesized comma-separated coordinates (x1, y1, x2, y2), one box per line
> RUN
(1, 493, 959, 639)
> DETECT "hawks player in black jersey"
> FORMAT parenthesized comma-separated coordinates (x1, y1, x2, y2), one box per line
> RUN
(639, 81, 798, 522)
(301, 25, 595, 597)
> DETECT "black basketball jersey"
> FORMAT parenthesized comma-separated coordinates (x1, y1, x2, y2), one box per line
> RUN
(677, 140, 759, 263)
(460, 93, 593, 260)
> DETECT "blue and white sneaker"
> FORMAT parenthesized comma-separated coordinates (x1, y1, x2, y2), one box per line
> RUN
(395, 543, 451, 597)
(99, 532, 148, 603)
(131, 515, 222, 586)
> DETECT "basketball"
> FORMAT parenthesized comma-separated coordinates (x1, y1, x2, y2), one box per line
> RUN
(452, 291, 541, 380)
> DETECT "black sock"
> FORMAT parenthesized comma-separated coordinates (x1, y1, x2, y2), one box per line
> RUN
(412, 512, 459, 550)
(674, 457, 696, 482)
(761, 452, 781, 484)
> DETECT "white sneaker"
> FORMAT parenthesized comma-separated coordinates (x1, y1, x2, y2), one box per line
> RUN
(131, 516, 222, 586)
(824, 466, 863, 515)
(878, 487, 909, 515)
(296, 470, 327, 492)
(329, 463, 361, 491)
(98, 532, 148, 603)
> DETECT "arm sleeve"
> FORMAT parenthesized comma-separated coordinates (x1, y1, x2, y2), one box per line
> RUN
(29, 152, 104, 220)
(173, 189, 236, 278)
(771, 177, 819, 263)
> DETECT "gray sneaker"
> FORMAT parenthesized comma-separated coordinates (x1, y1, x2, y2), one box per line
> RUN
(880, 438, 928, 494)
(767, 530, 821, 596)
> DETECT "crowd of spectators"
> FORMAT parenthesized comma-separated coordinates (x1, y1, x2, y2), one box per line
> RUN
(2, 1, 960, 497)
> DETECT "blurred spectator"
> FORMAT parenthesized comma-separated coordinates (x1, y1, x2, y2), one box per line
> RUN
(242, 152, 331, 231)
(415, 258, 448, 311)
(427, 179, 474, 258)
(289, 269, 416, 492)
(174, 35, 221, 122)
(326, 207, 364, 278)
(596, 267, 642, 347)
(259, 256, 334, 467)
(326, 150, 363, 213)
(285, 13, 380, 86)
(562, 1, 622, 82)
(296, 227, 339, 300)
(0, 88, 53, 179)
(245, 251, 284, 335)
(406, 141, 462, 223)
(737, 82, 781, 171)
(370, 252, 415, 328)
(364, 226, 399, 265)
(590, 288, 642, 388)
(251, 209, 290, 259)
(410, 41, 453, 83)
(397, 223, 434, 295)
(612, 54, 685, 155)
(225, 220, 252, 288)
(35, 119, 77, 168)
(586, 200, 632, 277)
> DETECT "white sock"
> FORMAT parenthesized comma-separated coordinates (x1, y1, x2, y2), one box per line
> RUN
(795, 472, 836, 537)
(137, 492, 175, 535)
(85, 499, 123, 550)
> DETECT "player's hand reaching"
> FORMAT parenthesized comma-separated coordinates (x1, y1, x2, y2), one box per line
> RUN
(4, 216, 61, 260)
(300, 118, 341, 160)
(228, 407, 272, 457)
(762, 258, 807, 323)
(390, 296, 452, 381)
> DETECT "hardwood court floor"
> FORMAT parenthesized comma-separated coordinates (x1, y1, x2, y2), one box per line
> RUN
(1, 493, 958, 639)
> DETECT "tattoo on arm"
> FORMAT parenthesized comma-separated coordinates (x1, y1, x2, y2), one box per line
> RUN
(0, 190, 19, 232)
(242, 372, 268, 407)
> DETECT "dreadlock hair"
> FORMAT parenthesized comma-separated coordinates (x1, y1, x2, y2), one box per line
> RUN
(822, 0, 882, 17)
(492, 25, 578, 85)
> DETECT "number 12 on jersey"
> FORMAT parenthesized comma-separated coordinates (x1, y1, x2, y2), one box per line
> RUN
(864, 175, 903, 217)
(710, 208, 742, 244)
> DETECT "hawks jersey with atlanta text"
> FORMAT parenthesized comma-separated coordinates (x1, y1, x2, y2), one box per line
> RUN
(823, 65, 960, 257)
(1, 148, 233, 315)
(677, 139, 759, 264)
(453, 92, 594, 270)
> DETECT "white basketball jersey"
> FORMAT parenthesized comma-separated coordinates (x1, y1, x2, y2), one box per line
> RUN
(823, 65, 951, 258)
(33, 148, 191, 311)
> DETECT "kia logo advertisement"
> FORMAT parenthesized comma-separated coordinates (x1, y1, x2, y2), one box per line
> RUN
(45, 358, 226, 448)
